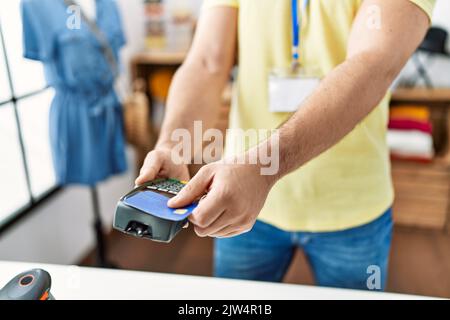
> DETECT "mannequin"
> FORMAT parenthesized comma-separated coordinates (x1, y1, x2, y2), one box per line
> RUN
(21, 0, 127, 267)
(76, 0, 96, 21)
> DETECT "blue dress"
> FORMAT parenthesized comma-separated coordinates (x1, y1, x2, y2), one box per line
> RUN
(21, 0, 127, 186)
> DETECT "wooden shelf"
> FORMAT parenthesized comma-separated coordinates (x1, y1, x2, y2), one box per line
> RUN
(392, 88, 450, 104)
(131, 49, 187, 66)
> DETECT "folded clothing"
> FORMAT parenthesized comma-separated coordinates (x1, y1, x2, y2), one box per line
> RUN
(389, 105, 430, 122)
(387, 129, 434, 161)
(388, 119, 433, 134)
(388, 105, 434, 162)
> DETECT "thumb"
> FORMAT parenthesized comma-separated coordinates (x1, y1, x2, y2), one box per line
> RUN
(168, 166, 213, 208)
(135, 153, 163, 185)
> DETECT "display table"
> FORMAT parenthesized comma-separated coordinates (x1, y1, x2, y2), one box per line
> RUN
(0, 261, 434, 300)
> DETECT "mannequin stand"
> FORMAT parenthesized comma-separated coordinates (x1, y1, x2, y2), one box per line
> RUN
(90, 186, 116, 268)
(412, 53, 434, 89)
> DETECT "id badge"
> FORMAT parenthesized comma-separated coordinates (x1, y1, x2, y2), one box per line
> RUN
(268, 67, 321, 113)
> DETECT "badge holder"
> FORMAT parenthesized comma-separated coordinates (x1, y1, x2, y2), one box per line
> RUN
(113, 179, 197, 243)
(269, 0, 320, 113)
(268, 66, 321, 113)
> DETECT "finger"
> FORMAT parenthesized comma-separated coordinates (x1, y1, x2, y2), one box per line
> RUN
(168, 166, 213, 208)
(193, 211, 234, 237)
(182, 222, 189, 229)
(213, 226, 252, 238)
(135, 154, 163, 185)
(188, 190, 225, 229)
(215, 231, 243, 238)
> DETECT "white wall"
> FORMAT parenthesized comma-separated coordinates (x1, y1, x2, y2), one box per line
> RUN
(116, 0, 146, 96)
(0, 149, 136, 264)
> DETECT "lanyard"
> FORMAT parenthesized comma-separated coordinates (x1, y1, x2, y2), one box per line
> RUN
(291, 0, 309, 66)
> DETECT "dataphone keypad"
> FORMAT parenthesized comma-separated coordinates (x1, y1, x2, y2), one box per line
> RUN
(146, 179, 187, 195)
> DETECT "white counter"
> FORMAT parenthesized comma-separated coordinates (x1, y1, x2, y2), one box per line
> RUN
(0, 261, 432, 300)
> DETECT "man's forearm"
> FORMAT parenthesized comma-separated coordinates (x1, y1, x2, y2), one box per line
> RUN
(265, 51, 401, 181)
(251, 0, 429, 183)
(156, 61, 228, 153)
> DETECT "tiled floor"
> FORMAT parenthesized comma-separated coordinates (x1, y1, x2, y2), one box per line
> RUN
(82, 225, 450, 298)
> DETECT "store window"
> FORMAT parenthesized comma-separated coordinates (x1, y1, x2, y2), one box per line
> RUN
(0, 1, 57, 227)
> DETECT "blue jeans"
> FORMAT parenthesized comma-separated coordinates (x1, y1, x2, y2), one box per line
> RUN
(214, 209, 393, 290)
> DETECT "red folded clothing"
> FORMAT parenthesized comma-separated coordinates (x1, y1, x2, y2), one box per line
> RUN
(388, 119, 433, 134)
(390, 154, 433, 163)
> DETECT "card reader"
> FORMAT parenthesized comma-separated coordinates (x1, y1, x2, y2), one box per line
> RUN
(113, 179, 197, 243)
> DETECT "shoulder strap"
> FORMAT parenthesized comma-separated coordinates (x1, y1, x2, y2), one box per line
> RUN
(63, 0, 119, 78)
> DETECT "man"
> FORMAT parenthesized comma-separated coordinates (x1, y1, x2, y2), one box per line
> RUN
(136, 0, 435, 290)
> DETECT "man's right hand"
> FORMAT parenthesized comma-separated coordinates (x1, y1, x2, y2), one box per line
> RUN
(135, 148, 190, 186)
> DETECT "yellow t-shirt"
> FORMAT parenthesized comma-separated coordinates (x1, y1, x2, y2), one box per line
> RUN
(204, 0, 435, 232)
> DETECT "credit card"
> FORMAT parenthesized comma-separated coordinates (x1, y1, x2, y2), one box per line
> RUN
(123, 190, 196, 221)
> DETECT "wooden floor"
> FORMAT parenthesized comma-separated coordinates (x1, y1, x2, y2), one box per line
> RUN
(82, 225, 450, 298)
